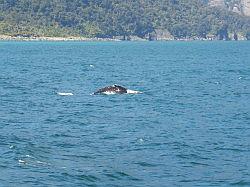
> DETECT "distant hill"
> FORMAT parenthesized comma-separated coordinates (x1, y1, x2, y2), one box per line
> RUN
(209, 0, 250, 16)
(0, 0, 249, 40)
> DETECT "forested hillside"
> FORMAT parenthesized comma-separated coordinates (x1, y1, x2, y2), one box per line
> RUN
(0, 0, 250, 40)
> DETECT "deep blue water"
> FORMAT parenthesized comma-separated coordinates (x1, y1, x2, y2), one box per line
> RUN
(0, 41, 250, 187)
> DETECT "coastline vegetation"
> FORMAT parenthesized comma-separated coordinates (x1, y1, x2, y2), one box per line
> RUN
(0, 0, 250, 40)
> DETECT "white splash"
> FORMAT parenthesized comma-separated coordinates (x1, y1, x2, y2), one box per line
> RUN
(57, 92, 74, 96)
(139, 138, 144, 142)
(18, 159, 26, 164)
(126, 89, 142, 94)
(90, 64, 94, 68)
(25, 154, 35, 158)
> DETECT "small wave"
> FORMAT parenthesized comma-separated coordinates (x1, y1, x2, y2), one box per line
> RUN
(134, 161, 157, 167)
(36, 161, 48, 165)
(57, 92, 74, 96)
(77, 174, 99, 182)
(104, 171, 139, 181)
(231, 180, 250, 186)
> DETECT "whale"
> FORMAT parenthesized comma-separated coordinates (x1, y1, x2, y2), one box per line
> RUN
(92, 85, 142, 95)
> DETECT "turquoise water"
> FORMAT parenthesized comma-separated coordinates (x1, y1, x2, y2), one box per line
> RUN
(0, 41, 250, 186)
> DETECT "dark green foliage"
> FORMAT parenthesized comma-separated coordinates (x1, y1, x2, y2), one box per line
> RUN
(246, 31, 250, 40)
(217, 25, 229, 40)
(0, 0, 249, 39)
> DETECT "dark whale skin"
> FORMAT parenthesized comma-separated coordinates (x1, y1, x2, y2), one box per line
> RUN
(93, 85, 127, 95)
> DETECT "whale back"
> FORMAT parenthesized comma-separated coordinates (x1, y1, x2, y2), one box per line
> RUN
(93, 85, 127, 95)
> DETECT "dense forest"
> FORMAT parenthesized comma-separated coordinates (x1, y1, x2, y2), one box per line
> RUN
(0, 0, 250, 40)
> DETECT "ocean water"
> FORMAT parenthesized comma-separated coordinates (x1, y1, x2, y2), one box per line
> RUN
(0, 41, 249, 187)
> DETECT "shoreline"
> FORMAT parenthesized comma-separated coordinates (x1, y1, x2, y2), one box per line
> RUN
(0, 35, 121, 42)
(0, 34, 248, 42)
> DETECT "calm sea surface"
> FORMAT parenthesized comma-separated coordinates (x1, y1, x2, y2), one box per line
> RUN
(0, 41, 250, 187)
